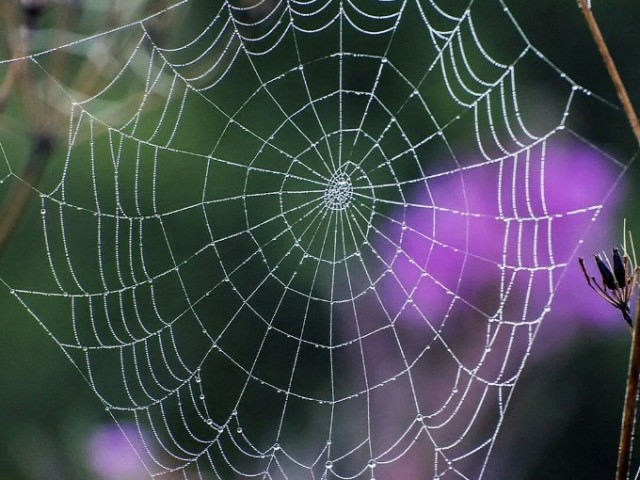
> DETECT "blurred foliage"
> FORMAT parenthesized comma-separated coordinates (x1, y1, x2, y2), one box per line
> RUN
(0, 0, 640, 479)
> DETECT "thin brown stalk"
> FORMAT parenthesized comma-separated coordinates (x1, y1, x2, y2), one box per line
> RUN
(0, 134, 53, 254)
(577, 3, 640, 477)
(577, 0, 640, 144)
(617, 300, 640, 480)
(0, 4, 54, 257)
(0, 5, 26, 116)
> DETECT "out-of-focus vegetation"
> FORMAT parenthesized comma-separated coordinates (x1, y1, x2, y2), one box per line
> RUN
(0, 1, 639, 479)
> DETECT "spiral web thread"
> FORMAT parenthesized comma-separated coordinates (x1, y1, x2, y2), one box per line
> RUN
(0, 1, 628, 479)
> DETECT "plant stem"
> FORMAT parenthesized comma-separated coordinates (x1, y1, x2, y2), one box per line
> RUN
(617, 299, 640, 480)
(577, 0, 640, 144)
(0, 6, 50, 257)
(0, 134, 53, 256)
(576, 2, 640, 477)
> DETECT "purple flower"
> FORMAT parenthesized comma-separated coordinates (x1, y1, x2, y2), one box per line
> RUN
(86, 422, 150, 480)
(377, 140, 624, 336)
(346, 139, 626, 479)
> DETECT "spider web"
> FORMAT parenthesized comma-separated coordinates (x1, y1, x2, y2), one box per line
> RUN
(0, 0, 629, 479)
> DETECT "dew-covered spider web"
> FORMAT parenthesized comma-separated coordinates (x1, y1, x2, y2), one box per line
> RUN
(0, 0, 631, 479)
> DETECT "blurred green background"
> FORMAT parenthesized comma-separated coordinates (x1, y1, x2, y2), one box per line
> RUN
(1, 1, 640, 479)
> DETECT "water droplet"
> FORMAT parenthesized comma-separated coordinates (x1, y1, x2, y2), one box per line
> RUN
(236, 427, 243, 433)
(273, 443, 281, 451)
(325, 461, 333, 469)
(368, 459, 376, 468)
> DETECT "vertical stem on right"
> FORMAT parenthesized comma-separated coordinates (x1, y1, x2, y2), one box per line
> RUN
(617, 300, 640, 480)
(577, 0, 640, 144)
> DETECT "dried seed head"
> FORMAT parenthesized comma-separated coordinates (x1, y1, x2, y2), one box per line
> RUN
(594, 254, 616, 290)
(579, 245, 639, 329)
(613, 248, 626, 288)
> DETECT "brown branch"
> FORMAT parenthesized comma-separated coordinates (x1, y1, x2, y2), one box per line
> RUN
(577, 0, 640, 144)
(0, 5, 27, 116)
(577, 3, 640, 477)
(617, 299, 640, 480)
(0, 134, 53, 254)
(0, 3, 54, 257)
